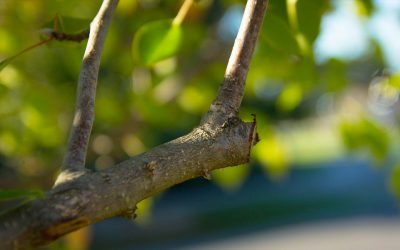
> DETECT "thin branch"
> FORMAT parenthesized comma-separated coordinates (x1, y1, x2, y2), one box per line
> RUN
(57, 0, 119, 184)
(202, 0, 268, 127)
(50, 29, 90, 42)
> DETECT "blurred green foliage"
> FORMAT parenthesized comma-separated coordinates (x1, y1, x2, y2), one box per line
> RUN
(340, 118, 389, 161)
(391, 165, 400, 199)
(132, 19, 182, 65)
(0, 189, 44, 201)
(0, 0, 399, 200)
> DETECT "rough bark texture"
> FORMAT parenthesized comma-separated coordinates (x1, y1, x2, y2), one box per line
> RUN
(58, 0, 119, 183)
(0, 121, 256, 249)
(0, 0, 268, 249)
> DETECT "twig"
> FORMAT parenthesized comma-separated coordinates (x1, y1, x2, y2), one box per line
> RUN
(50, 29, 90, 42)
(202, 0, 269, 127)
(56, 0, 119, 185)
(173, 0, 193, 26)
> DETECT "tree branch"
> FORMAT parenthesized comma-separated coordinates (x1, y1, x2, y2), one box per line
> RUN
(57, 0, 119, 184)
(202, 0, 268, 127)
(0, 0, 268, 248)
(0, 122, 255, 248)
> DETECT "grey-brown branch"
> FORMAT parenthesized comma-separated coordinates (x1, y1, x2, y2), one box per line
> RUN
(58, 0, 119, 184)
(0, 0, 268, 249)
(202, 0, 268, 127)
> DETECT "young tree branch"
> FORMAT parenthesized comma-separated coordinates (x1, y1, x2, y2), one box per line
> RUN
(202, 0, 268, 127)
(0, 0, 268, 248)
(57, 0, 119, 184)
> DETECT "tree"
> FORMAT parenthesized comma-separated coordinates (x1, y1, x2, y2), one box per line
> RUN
(2, 0, 400, 249)
(0, 0, 267, 248)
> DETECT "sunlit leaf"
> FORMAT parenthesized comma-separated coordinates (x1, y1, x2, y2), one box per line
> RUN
(178, 84, 212, 114)
(0, 189, 44, 201)
(389, 73, 400, 89)
(135, 197, 153, 224)
(212, 164, 249, 191)
(116, 0, 138, 16)
(355, 0, 374, 16)
(277, 83, 302, 112)
(132, 19, 182, 66)
(254, 134, 288, 179)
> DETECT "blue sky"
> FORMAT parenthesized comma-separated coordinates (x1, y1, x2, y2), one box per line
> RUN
(315, 0, 400, 72)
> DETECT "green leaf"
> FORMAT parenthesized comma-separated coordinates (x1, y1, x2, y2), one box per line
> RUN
(0, 189, 44, 201)
(389, 73, 400, 89)
(59, 16, 91, 34)
(212, 164, 249, 191)
(262, 13, 300, 54)
(41, 14, 91, 34)
(277, 83, 303, 112)
(132, 19, 182, 66)
(297, 0, 331, 43)
(355, 0, 374, 16)
(135, 197, 153, 224)
(340, 118, 389, 161)
(254, 134, 288, 179)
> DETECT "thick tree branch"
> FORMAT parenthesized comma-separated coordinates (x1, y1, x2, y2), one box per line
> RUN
(0, 0, 268, 248)
(202, 0, 268, 127)
(58, 0, 119, 184)
(0, 122, 255, 249)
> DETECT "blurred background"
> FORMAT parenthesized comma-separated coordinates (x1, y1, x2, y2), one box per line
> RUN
(1, 0, 400, 249)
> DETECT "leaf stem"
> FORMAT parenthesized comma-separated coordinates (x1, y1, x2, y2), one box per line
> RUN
(14, 38, 53, 58)
(173, 0, 193, 26)
(0, 38, 53, 72)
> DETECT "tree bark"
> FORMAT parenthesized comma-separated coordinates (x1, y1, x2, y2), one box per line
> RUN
(0, 0, 268, 249)
(58, 0, 119, 184)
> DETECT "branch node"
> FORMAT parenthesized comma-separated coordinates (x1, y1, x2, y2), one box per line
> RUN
(202, 169, 212, 181)
(145, 161, 157, 176)
(54, 169, 89, 187)
(120, 206, 137, 221)
(246, 113, 259, 161)
(100, 172, 112, 184)
(248, 113, 258, 144)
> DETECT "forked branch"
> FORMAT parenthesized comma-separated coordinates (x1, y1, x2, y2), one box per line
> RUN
(0, 0, 268, 248)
